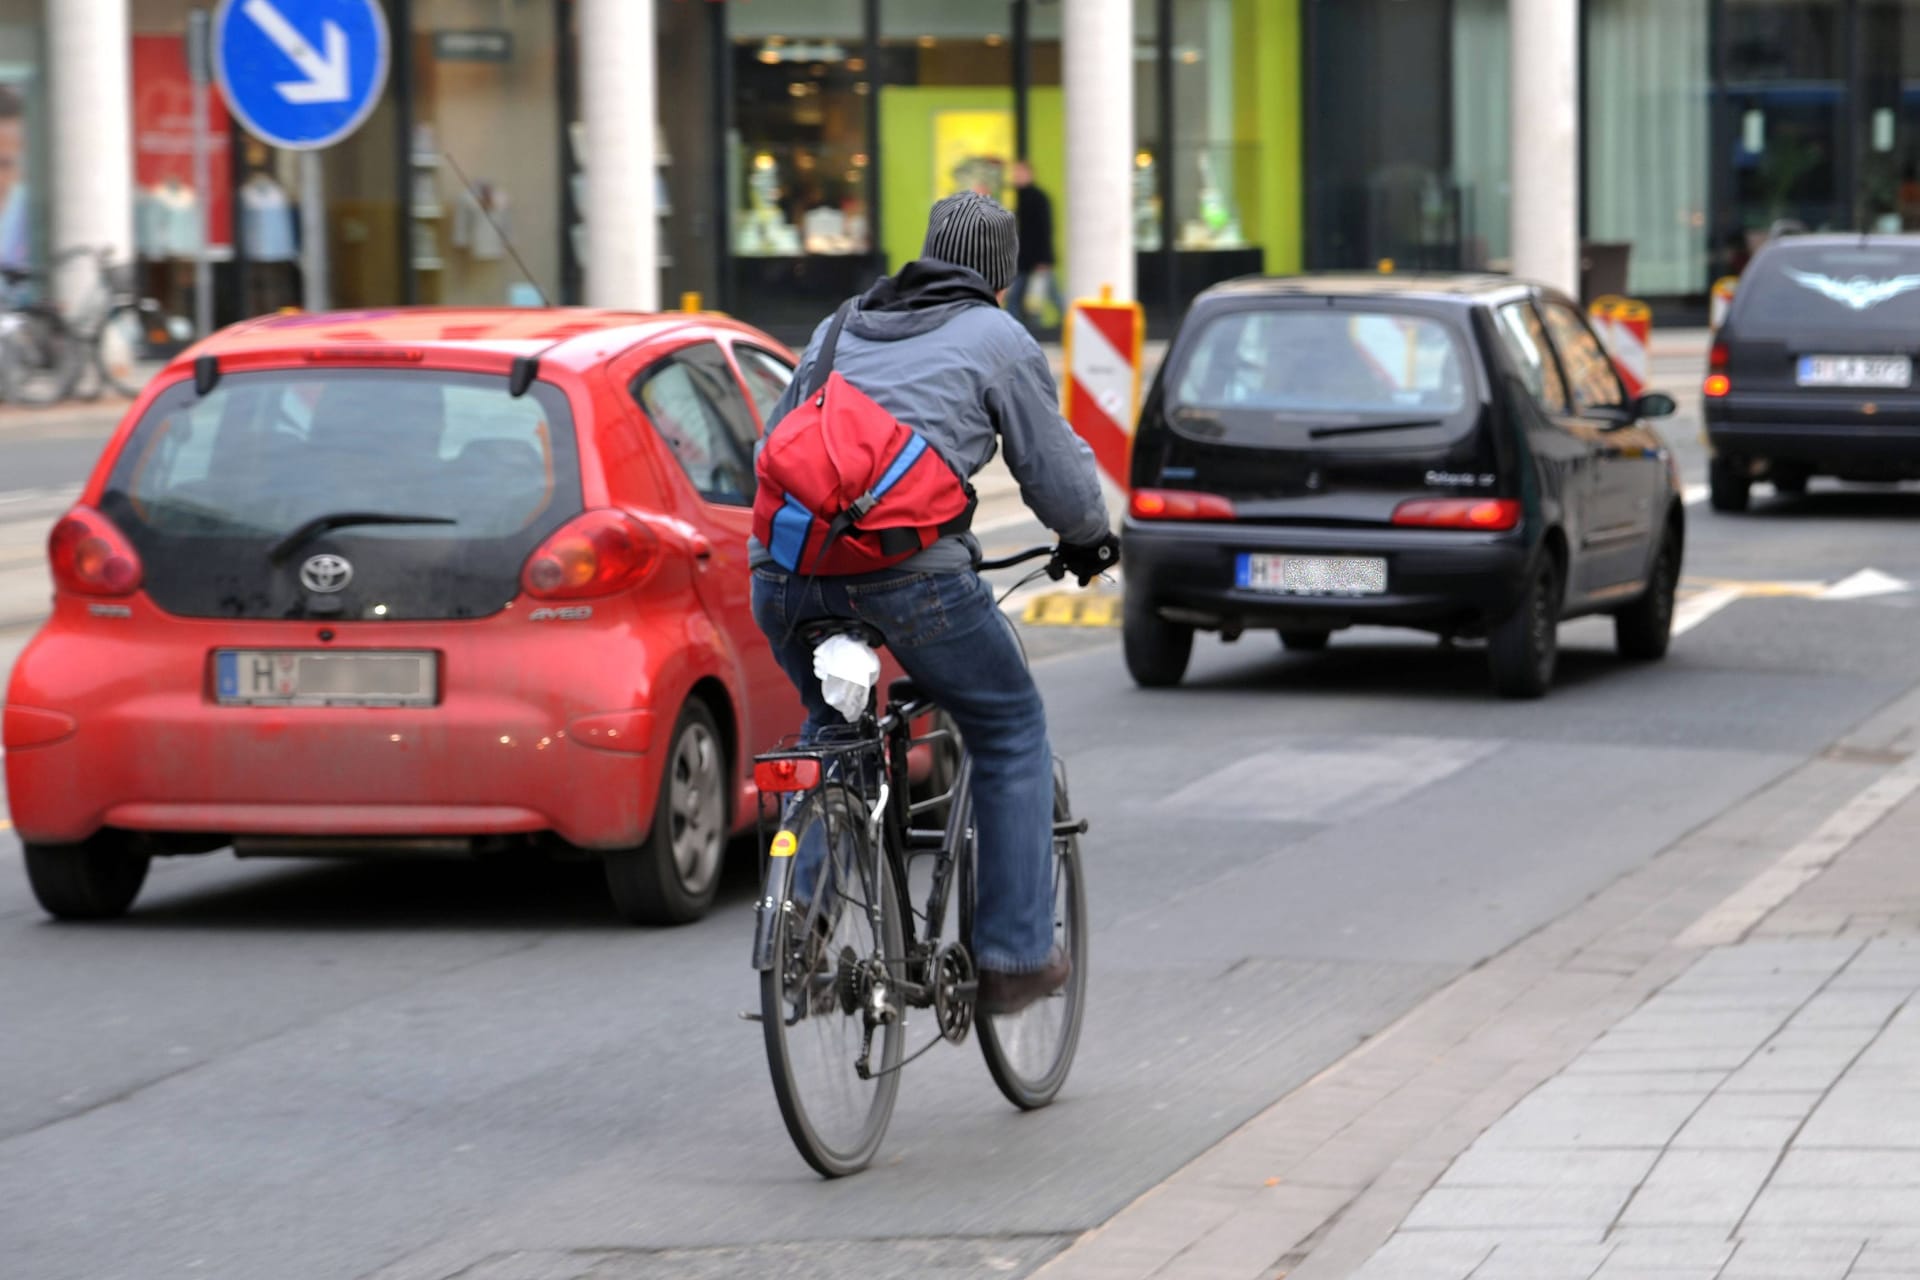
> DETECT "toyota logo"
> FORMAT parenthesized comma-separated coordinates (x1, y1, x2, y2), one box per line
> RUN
(299, 554, 354, 594)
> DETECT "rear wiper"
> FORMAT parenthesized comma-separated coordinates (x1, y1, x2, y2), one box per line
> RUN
(1308, 418, 1445, 439)
(269, 512, 458, 564)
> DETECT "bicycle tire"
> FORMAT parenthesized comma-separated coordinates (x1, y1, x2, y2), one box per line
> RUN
(0, 304, 82, 406)
(965, 764, 1088, 1110)
(96, 302, 172, 399)
(760, 782, 906, 1177)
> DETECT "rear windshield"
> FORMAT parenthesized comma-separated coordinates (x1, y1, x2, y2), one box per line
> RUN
(101, 368, 582, 620)
(1735, 244, 1920, 339)
(1172, 308, 1471, 420)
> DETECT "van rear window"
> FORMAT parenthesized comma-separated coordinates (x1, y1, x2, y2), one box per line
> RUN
(1735, 245, 1920, 338)
(1173, 309, 1470, 418)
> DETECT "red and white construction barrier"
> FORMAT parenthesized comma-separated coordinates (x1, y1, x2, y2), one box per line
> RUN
(1589, 295, 1651, 399)
(1062, 287, 1144, 487)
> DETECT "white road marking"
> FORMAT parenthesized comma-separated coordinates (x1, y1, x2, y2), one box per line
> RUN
(1683, 483, 1708, 506)
(1821, 568, 1910, 601)
(1672, 583, 1743, 636)
(1677, 752, 1920, 947)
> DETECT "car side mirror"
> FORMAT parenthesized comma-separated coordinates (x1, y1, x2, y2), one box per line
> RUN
(1634, 391, 1677, 420)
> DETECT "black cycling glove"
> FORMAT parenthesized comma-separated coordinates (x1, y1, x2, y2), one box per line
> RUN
(1056, 532, 1121, 586)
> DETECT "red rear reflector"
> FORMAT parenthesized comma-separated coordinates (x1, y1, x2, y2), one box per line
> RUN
(1129, 488, 1237, 521)
(1709, 343, 1728, 370)
(1391, 498, 1522, 531)
(302, 347, 426, 363)
(755, 758, 822, 793)
(521, 510, 660, 600)
(48, 506, 143, 597)
(1703, 373, 1731, 398)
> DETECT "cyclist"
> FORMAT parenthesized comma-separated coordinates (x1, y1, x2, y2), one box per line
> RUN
(750, 191, 1117, 1015)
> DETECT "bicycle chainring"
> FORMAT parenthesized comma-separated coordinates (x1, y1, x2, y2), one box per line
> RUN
(932, 943, 976, 1044)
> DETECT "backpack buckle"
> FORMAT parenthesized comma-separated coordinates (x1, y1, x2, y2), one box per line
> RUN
(849, 491, 879, 521)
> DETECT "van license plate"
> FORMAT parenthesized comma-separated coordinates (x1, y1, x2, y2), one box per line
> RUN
(1796, 356, 1912, 388)
(1237, 554, 1387, 596)
(215, 651, 438, 707)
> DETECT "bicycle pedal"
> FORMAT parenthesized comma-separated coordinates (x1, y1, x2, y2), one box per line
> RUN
(737, 1010, 764, 1023)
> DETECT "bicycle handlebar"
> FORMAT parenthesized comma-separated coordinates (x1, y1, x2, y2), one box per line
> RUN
(976, 545, 1058, 573)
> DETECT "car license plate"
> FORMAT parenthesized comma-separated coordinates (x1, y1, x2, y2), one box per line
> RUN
(215, 651, 438, 707)
(1796, 355, 1912, 388)
(1236, 554, 1387, 596)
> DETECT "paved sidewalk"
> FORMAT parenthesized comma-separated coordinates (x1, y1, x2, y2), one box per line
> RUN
(1033, 687, 1920, 1280)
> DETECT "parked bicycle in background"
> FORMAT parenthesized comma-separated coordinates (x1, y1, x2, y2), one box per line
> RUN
(0, 246, 189, 406)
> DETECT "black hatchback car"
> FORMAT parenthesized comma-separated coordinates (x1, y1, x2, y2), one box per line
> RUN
(1705, 233, 1920, 511)
(1122, 274, 1686, 698)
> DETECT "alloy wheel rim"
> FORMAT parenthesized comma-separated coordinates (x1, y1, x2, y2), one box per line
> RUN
(668, 724, 724, 893)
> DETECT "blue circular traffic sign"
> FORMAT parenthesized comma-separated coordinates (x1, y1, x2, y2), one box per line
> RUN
(213, 0, 390, 151)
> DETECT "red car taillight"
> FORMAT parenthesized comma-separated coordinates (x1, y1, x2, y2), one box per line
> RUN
(1704, 343, 1730, 398)
(1391, 498, 1522, 531)
(48, 506, 143, 596)
(1129, 488, 1237, 521)
(520, 510, 659, 600)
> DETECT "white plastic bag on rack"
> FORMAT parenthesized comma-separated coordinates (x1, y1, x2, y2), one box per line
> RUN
(814, 634, 881, 723)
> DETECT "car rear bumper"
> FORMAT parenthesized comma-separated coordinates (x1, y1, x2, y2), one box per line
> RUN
(1707, 398, 1920, 469)
(1123, 520, 1533, 632)
(2, 601, 690, 851)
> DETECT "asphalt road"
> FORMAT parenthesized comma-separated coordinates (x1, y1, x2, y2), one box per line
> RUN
(7, 346, 1920, 1279)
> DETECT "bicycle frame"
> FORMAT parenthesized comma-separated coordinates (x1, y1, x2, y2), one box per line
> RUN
(749, 691, 963, 1007)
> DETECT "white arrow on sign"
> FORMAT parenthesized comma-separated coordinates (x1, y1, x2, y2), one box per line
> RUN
(243, 0, 350, 105)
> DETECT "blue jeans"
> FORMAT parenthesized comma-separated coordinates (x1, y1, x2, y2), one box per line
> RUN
(752, 567, 1058, 973)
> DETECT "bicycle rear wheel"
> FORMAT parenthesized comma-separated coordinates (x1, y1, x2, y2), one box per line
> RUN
(95, 302, 176, 399)
(760, 783, 906, 1177)
(0, 305, 81, 406)
(968, 765, 1088, 1109)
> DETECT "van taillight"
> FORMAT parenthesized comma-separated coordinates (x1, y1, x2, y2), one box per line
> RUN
(49, 506, 143, 596)
(1391, 498, 1522, 531)
(1130, 489, 1237, 521)
(1705, 343, 1730, 398)
(521, 510, 659, 600)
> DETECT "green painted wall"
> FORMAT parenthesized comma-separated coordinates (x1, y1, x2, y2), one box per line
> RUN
(1233, 0, 1303, 276)
(877, 85, 1066, 277)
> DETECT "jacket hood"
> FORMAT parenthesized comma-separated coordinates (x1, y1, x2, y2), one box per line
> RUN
(844, 259, 999, 341)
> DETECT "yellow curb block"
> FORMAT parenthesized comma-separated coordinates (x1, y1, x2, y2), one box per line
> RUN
(1021, 592, 1121, 628)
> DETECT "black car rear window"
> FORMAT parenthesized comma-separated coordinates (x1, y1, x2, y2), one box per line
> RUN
(100, 368, 583, 620)
(1173, 308, 1471, 419)
(1734, 244, 1920, 339)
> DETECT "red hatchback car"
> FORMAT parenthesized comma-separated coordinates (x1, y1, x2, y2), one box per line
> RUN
(3, 307, 859, 924)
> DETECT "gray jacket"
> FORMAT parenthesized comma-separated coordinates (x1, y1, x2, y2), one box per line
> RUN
(749, 260, 1110, 574)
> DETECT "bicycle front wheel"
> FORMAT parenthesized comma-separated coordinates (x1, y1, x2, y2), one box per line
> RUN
(95, 302, 175, 399)
(760, 783, 906, 1177)
(0, 305, 81, 406)
(970, 765, 1088, 1110)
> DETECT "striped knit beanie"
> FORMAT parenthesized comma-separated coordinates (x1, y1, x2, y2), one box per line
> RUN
(921, 191, 1018, 292)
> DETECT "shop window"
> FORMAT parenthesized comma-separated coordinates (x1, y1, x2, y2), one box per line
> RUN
(633, 342, 760, 506)
(0, 12, 42, 281)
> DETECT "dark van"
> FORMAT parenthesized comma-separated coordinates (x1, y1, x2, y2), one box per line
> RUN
(1121, 274, 1686, 698)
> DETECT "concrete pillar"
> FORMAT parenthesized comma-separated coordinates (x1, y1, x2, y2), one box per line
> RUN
(47, 0, 133, 309)
(1063, 0, 1134, 304)
(1509, 0, 1579, 298)
(578, 0, 657, 310)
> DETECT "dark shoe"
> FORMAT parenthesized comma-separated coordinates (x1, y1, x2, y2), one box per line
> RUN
(977, 948, 1071, 1016)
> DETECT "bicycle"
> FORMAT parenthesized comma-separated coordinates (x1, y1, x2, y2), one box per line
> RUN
(748, 544, 1091, 1177)
(0, 247, 185, 406)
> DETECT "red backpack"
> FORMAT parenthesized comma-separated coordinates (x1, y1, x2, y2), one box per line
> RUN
(753, 302, 977, 575)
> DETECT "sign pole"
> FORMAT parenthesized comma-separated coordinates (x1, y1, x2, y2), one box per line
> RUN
(187, 9, 214, 339)
(300, 151, 328, 312)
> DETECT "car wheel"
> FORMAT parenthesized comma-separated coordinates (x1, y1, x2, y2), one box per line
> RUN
(1123, 589, 1193, 688)
(1280, 629, 1331, 652)
(604, 700, 727, 925)
(1487, 555, 1561, 699)
(1615, 526, 1679, 662)
(1709, 457, 1751, 513)
(1771, 465, 1810, 496)
(23, 837, 151, 920)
